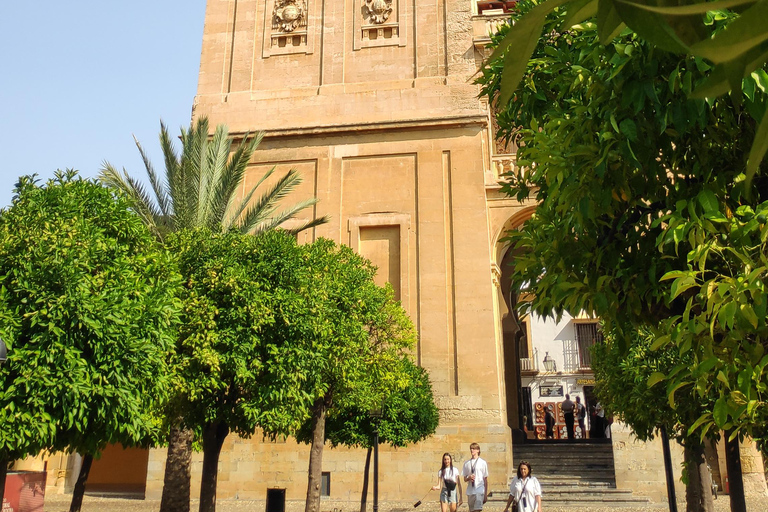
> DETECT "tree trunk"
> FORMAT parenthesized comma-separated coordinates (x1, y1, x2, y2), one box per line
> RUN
(685, 441, 703, 512)
(199, 421, 230, 512)
(360, 447, 372, 512)
(0, 458, 8, 507)
(660, 427, 678, 512)
(69, 453, 93, 512)
(684, 439, 714, 512)
(305, 396, 328, 512)
(161, 423, 194, 512)
(724, 433, 746, 512)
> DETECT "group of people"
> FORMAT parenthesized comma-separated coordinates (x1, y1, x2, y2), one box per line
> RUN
(544, 394, 610, 439)
(432, 443, 542, 512)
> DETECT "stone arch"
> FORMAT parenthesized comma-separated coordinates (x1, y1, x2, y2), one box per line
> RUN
(491, 205, 536, 269)
(492, 205, 536, 433)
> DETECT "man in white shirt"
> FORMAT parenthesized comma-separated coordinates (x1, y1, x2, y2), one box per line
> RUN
(462, 443, 489, 511)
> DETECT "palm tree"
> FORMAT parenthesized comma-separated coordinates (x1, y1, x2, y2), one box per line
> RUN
(100, 116, 326, 239)
(99, 116, 327, 512)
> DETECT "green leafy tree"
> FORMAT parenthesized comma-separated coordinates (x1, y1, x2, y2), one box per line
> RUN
(0, 171, 180, 511)
(477, 3, 766, 509)
(486, 0, 768, 179)
(295, 357, 439, 512)
(269, 238, 417, 512)
(166, 228, 313, 512)
(592, 327, 717, 511)
(100, 116, 327, 512)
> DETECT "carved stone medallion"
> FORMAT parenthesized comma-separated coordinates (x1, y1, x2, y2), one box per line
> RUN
(273, 0, 307, 33)
(363, 0, 393, 24)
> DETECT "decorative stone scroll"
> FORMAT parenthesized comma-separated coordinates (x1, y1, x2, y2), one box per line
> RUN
(272, 0, 307, 33)
(363, 0, 394, 24)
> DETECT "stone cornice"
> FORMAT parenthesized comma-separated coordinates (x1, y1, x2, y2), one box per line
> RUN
(227, 114, 489, 140)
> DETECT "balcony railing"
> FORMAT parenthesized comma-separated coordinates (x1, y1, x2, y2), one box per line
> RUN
(520, 357, 536, 372)
(520, 348, 538, 373)
(486, 154, 518, 186)
(472, 15, 509, 49)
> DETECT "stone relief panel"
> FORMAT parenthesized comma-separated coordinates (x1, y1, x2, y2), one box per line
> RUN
(273, 0, 307, 32)
(362, 0, 393, 24)
(262, 0, 316, 57)
(355, 0, 406, 50)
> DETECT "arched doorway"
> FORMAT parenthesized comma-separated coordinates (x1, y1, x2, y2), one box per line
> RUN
(492, 208, 535, 434)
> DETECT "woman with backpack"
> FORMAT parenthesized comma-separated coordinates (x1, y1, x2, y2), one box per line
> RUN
(432, 453, 463, 512)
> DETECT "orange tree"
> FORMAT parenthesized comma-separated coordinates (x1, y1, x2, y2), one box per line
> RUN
(477, 4, 767, 509)
(0, 171, 180, 511)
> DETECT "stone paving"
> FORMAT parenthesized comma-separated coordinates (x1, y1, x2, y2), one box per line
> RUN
(43, 494, 763, 512)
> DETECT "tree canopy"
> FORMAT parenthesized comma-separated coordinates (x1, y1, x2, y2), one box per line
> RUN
(0, 171, 180, 504)
(166, 228, 314, 512)
(486, 0, 768, 179)
(275, 239, 418, 512)
(477, 0, 767, 446)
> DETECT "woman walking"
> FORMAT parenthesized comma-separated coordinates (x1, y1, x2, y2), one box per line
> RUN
(504, 461, 542, 512)
(432, 453, 463, 512)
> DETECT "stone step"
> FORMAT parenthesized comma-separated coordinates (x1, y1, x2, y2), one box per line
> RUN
(488, 488, 651, 507)
(537, 480, 616, 488)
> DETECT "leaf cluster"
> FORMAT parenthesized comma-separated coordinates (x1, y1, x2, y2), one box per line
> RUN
(166, 229, 427, 445)
(295, 357, 439, 449)
(655, 199, 768, 444)
(592, 326, 715, 442)
(478, 3, 768, 448)
(482, 0, 768, 179)
(0, 171, 180, 460)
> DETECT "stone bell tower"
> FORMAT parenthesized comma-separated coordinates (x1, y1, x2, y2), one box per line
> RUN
(146, 0, 516, 504)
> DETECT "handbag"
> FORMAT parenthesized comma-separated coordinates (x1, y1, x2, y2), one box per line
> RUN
(442, 468, 457, 491)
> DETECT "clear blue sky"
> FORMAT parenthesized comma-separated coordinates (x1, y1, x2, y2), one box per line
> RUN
(0, 1, 207, 207)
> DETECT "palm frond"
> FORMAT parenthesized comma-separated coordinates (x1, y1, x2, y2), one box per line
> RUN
(214, 132, 264, 231)
(249, 200, 327, 235)
(281, 215, 330, 236)
(235, 168, 305, 232)
(223, 162, 274, 231)
(98, 163, 162, 237)
(160, 121, 185, 232)
(133, 133, 171, 217)
(177, 118, 208, 230)
(200, 123, 231, 231)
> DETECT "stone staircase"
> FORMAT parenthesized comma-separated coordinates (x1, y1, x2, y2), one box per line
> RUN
(492, 440, 652, 508)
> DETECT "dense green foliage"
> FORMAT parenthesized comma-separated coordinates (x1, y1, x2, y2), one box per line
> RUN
(592, 327, 714, 441)
(477, 1, 768, 446)
(297, 357, 439, 449)
(486, 0, 768, 178)
(0, 171, 180, 461)
(279, 238, 420, 512)
(100, 116, 328, 512)
(167, 228, 310, 438)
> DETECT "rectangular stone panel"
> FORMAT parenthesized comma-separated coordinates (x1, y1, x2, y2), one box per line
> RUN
(358, 224, 401, 299)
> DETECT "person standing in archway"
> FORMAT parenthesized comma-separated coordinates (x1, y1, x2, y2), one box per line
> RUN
(575, 396, 586, 438)
(561, 395, 575, 440)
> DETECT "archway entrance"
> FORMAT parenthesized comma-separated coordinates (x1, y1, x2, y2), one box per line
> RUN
(498, 244, 529, 433)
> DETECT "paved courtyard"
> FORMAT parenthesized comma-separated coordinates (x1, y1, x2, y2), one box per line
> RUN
(43, 493, 762, 512)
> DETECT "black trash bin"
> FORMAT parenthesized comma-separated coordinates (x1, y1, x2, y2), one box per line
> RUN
(266, 488, 286, 512)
